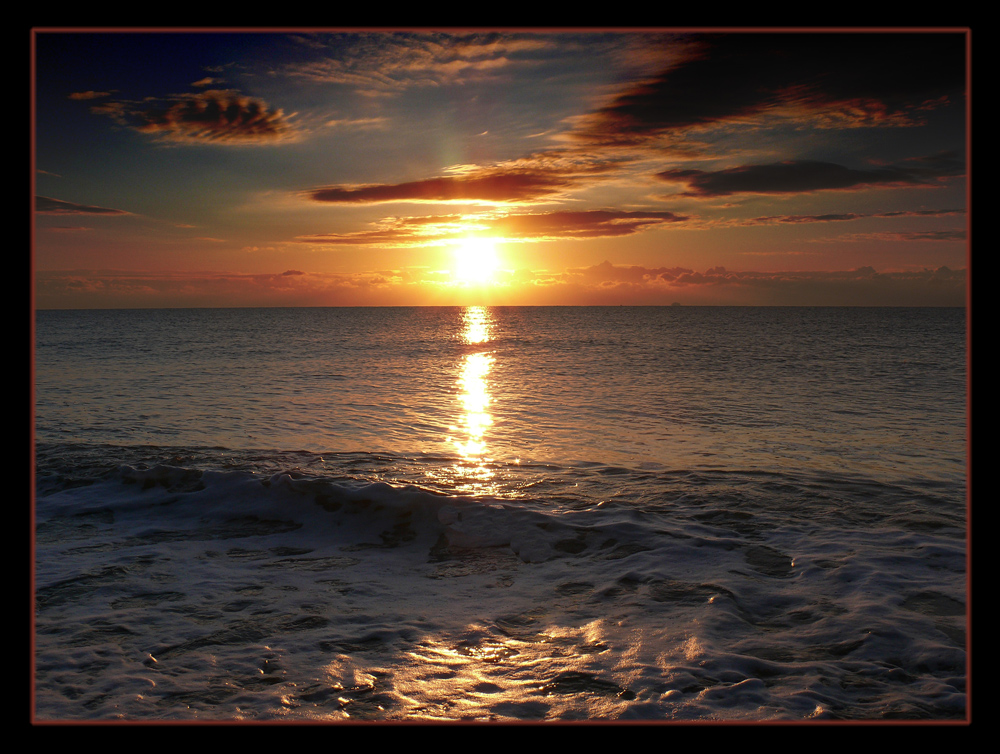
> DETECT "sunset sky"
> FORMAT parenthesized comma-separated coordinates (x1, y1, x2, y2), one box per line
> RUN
(32, 28, 970, 308)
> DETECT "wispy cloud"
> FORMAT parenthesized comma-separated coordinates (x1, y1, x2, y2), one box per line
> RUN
(35, 196, 130, 215)
(324, 116, 390, 131)
(821, 230, 967, 243)
(735, 207, 966, 226)
(286, 32, 557, 93)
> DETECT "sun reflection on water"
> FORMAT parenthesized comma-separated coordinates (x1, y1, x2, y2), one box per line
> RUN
(462, 305, 491, 345)
(378, 618, 622, 720)
(446, 306, 497, 493)
(455, 352, 493, 458)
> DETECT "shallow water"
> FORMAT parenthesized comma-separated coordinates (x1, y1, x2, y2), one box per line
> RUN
(33, 306, 967, 721)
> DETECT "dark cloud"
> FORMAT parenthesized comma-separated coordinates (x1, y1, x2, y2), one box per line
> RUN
(657, 158, 963, 198)
(36, 196, 130, 215)
(90, 90, 296, 145)
(873, 208, 965, 218)
(887, 151, 967, 180)
(306, 171, 575, 204)
(580, 32, 966, 143)
(305, 148, 629, 205)
(295, 229, 414, 246)
(772, 213, 862, 224)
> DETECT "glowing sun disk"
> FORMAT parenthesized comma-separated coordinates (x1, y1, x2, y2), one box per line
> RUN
(453, 237, 499, 284)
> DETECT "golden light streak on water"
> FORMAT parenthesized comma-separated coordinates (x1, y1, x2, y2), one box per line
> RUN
(462, 304, 491, 344)
(445, 306, 497, 493)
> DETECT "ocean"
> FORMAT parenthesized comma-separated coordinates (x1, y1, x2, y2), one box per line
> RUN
(32, 305, 968, 722)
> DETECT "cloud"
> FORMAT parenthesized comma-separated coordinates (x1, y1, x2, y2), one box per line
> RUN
(305, 170, 577, 205)
(565, 259, 695, 284)
(34, 268, 433, 308)
(736, 207, 966, 226)
(294, 208, 689, 247)
(68, 90, 111, 100)
(657, 157, 964, 198)
(34, 262, 966, 309)
(873, 208, 966, 219)
(744, 213, 865, 225)
(825, 230, 967, 243)
(576, 32, 966, 145)
(88, 89, 297, 145)
(488, 209, 689, 239)
(324, 116, 390, 131)
(304, 150, 627, 206)
(286, 32, 556, 93)
(35, 196, 130, 215)
(544, 261, 967, 306)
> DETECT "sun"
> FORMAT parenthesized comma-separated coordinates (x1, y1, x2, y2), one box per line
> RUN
(453, 237, 499, 284)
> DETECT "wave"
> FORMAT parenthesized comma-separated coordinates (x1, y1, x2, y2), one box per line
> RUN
(33, 443, 967, 721)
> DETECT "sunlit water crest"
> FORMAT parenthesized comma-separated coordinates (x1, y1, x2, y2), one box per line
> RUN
(33, 306, 967, 721)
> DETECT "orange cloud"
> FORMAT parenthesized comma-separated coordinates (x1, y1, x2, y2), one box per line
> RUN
(34, 263, 966, 309)
(294, 209, 689, 247)
(68, 90, 111, 100)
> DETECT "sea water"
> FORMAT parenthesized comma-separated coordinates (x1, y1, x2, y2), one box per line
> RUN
(32, 306, 968, 722)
